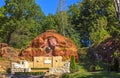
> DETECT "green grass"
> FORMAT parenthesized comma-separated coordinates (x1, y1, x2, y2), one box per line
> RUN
(70, 64, 120, 78)
(73, 48, 120, 78)
(71, 71, 120, 78)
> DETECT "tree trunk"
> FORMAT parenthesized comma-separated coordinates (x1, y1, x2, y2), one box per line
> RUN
(6, 32, 12, 44)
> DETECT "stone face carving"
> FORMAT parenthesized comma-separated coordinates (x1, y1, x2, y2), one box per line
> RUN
(21, 30, 78, 61)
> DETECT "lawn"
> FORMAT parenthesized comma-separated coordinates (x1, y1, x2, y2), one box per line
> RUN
(70, 64, 120, 78)
(71, 71, 120, 78)
(70, 52, 120, 78)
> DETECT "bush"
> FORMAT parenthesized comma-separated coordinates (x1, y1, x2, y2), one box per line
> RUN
(89, 65, 95, 72)
(70, 55, 77, 73)
(61, 73, 71, 78)
(113, 51, 119, 72)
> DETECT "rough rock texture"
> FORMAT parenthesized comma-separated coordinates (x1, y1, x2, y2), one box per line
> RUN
(0, 65, 6, 73)
(0, 43, 8, 48)
(0, 43, 19, 60)
(88, 38, 120, 63)
(21, 30, 78, 61)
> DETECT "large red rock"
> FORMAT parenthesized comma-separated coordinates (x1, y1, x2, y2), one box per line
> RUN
(0, 43, 8, 48)
(88, 38, 120, 63)
(0, 43, 18, 60)
(21, 30, 78, 61)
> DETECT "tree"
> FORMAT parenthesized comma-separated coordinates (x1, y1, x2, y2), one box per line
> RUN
(0, 0, 44, 48)
(68, 0, 119, 46)
(70, 55, 77, 73)
(0, 7, 5, 42)
(56, 0, 68, 36)
(42, 14, 57, 32)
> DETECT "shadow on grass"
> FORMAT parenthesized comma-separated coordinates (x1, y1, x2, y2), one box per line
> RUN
(78, 52, 111, 72)
(72, 71, 120, 78)
(77, 46, 120, 78)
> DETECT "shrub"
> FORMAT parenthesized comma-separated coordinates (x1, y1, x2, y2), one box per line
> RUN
(89, 64, 95, 72)
(61, 73, 71, 78)
(113, 51, 119, 72)
(70, 55, 77, 73)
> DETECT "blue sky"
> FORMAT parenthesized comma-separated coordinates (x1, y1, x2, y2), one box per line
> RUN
(0, 0, 5, 7)
(0, 0, 81, 15)
(36, 0, 80, 15)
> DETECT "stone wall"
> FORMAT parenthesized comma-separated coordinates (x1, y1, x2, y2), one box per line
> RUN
(11, 56, 70, 74)
(11, 68, 31, 74)
(49, 61, 70, 74)
(49, 67, 70, 74)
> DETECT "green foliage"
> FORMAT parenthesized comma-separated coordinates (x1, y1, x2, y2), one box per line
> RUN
(113, 51, 119, 72)
(0, 0, 45, 48)
(70, 55, 77, 73)
(61, 73, 71, 78)
(56, 0, 68, 36)
(0, 0, 119, 49)
(70, 63, 120, 78)
(68, 0, 119, 46)
(71, 71, 120, 78)
(89, 64, 95, 72)
(0, 7, 5, 18)
(89, 17, 109, 44)
(55, 11, 68, 36)
(42, 12, 81, 48)
(42, 14, 57, 32)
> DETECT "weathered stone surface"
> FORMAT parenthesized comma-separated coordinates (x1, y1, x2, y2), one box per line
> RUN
(0, 43, 19, 60)
(0, 43, 8, 48)
(88, 38, 120, 63)
(0, 65, 6, 72)
(21, 30, 78, 61)
(49, 61, 70, 74)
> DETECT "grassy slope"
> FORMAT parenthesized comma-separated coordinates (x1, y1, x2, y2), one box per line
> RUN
(70, 64, 120, 78)
(70, 50, 120, 78)
(72, 71, 120, 78)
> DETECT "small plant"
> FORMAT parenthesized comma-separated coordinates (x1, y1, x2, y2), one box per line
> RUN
(89, 64, 95, 72)
(70, 55, 77, 73)
(113, 51, 119, 72)
(61, 73, 71, 78)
